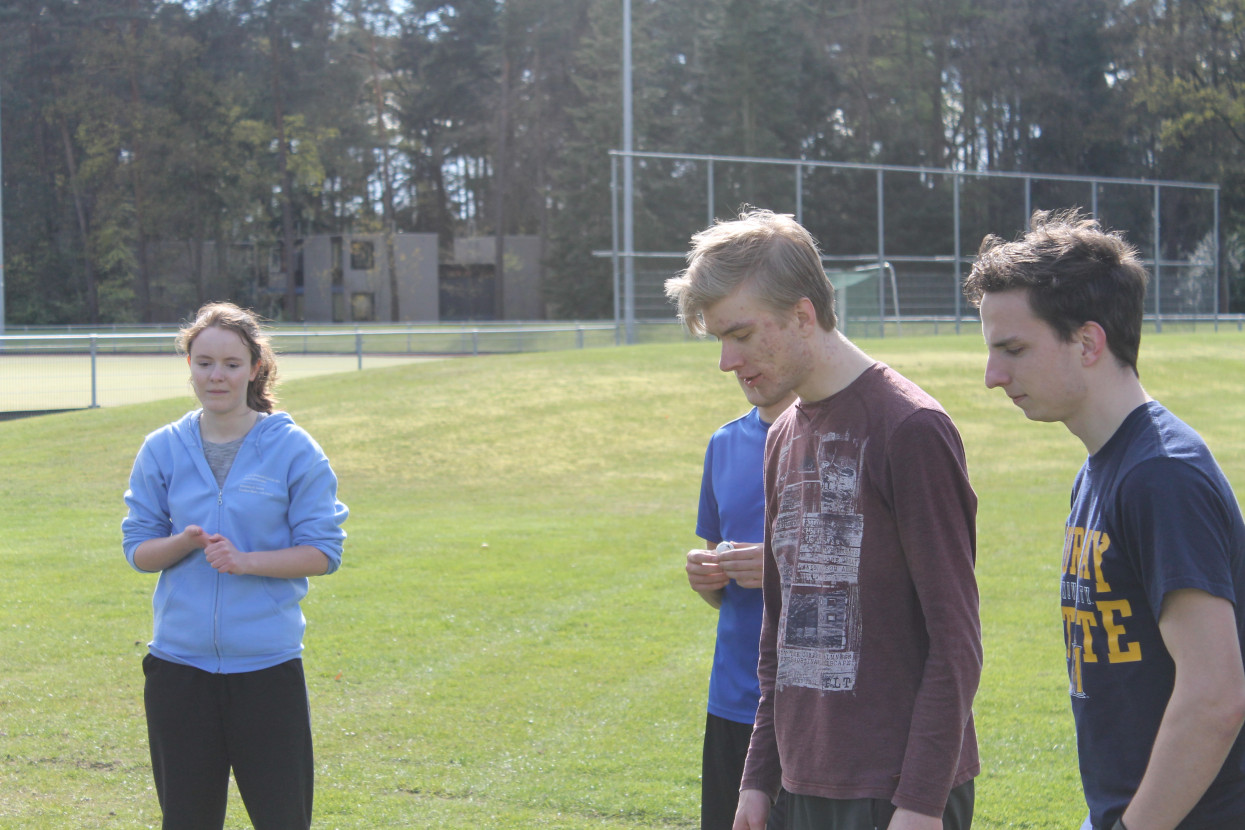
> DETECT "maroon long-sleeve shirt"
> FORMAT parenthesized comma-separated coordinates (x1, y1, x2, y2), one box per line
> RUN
(740, 363, 982, 817)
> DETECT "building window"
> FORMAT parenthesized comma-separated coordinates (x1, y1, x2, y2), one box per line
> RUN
(439, 263, 496, 321)
(269, 242, 304, 287)
(351, 292, 375, 322)
(331, 236, 344, 287)
(350, 240, 375, 271)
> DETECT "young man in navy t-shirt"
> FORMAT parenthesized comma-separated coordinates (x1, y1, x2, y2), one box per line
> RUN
(968, 209, 1245, 830)
(686, 384, 794, 830)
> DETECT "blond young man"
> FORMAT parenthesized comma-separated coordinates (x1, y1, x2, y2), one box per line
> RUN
(666, 209, 981, 830)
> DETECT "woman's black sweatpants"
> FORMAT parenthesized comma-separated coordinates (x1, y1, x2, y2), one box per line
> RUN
(143, 654, 314, 830)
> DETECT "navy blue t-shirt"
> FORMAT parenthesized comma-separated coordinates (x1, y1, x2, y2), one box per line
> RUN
(696, 407, 771, 725)
(1064, 402, 1245, 828)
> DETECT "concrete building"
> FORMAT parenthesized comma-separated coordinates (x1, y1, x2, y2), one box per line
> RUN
(452, 235, 546, 320)
(151, 232, 545, 323)
(279, 232, 544, 323)
(298, 233, 440, 323)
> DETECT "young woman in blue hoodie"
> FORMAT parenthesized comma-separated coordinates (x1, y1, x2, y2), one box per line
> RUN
(123, 302, 348, 830)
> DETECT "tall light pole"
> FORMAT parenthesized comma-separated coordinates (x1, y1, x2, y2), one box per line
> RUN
(622, 0, 635, 344)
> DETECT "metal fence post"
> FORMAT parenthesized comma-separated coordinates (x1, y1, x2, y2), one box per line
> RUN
(953, 172, 962, 335)
(356, 330, 363, 370)
(876, 169, 886, 338)
(1154, 185, 1163, 333)
(610, 154, 621, 347)
(90, 334, 99, 408)
(707, 160, 715, 228)
(795, 162, 803, 225)
(1214, 189, 1221, 329)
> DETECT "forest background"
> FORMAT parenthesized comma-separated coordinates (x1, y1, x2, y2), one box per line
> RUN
(2, 0, 1245, 326)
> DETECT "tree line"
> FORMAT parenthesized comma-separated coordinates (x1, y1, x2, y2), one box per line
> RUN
(1, 0, 1243, 324)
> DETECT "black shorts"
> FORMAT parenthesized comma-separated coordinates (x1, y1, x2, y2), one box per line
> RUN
(702, 712, 788, 830)
(783, 778, 973, 830)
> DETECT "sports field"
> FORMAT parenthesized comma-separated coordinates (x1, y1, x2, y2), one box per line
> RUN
(1, 332, 1241, 828)
(0, 353, 439, 413)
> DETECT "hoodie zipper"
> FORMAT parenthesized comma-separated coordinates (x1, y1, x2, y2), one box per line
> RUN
(213, 484, 224, 671)
(210, 422, 261, 673)
(188, 411, 266, 674)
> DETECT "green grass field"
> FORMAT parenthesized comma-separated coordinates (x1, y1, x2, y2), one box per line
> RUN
(1, 331, 1242, 829)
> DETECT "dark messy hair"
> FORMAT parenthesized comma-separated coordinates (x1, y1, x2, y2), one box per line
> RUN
(964, 208, 1149, 374)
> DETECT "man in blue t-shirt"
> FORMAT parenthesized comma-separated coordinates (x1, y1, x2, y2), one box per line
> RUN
(967, 209, 1245, 830)
(686, 385, 795, 830)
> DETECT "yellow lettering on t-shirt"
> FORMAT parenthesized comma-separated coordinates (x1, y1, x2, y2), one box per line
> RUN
(1064, 526, 1084, 576)
(1075, 609, 1099, 662)
(1098, 599, 1142, 663)
(1063, 605, 1077, 659)
(1090, 530, 1112, 593)
(1064, 525, 1114, 592)
(1077, 531, 1094, 581)
(1062, 606, 1100, 663)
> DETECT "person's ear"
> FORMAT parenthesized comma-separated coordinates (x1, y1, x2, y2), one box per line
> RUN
(793, 297, 817, 332)
(1077, 321, 1109, 367)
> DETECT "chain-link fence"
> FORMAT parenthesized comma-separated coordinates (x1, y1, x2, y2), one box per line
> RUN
(610, 150, 1226, 335)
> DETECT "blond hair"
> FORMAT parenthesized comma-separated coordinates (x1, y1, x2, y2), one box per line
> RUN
(665, 208, 836, 335)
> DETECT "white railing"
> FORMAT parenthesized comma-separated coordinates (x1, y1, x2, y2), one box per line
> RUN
(0, 322, 641, 414)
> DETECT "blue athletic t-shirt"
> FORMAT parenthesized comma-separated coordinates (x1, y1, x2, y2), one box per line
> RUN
(696, 407, 772, 725)
(1064, 402, 1245, 828)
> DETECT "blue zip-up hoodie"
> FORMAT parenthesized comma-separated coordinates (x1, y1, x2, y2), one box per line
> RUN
(123, 410, 348, 674)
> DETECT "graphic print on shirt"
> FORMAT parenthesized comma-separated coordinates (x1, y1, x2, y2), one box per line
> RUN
(1062, 522, 1142, 699)
(238, 473, 282, 496)
(773, 431, 866, 693)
